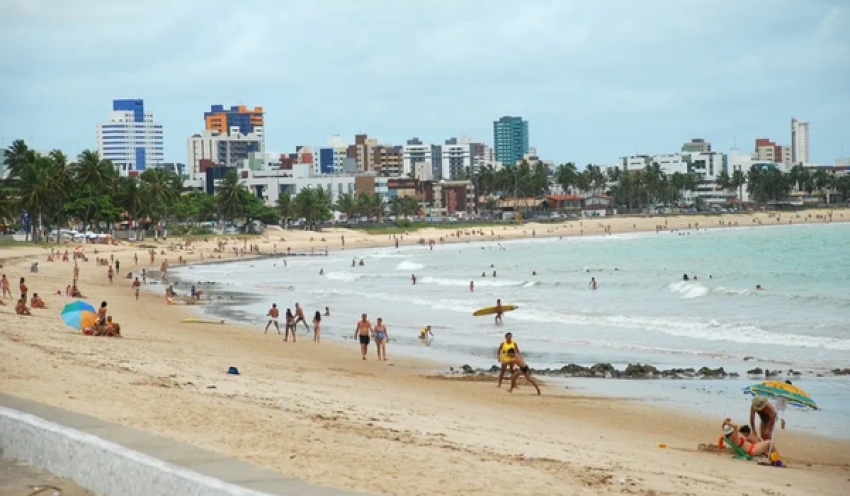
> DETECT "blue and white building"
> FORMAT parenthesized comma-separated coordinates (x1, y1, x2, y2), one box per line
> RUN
(96, 99, 164, 175)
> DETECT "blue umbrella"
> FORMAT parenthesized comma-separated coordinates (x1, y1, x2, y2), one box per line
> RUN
(61, 300, 97, 329)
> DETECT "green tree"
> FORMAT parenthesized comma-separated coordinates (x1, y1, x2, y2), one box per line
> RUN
(334, 192, 357, 220)
(72, 150, 118, 232)
(216, 169, 249, 224)
(293, 187, 331, 228)
(555, 163, 578, 194)
(276, 193, 294, 227)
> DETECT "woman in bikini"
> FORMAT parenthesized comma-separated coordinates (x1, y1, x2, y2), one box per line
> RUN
(373, 317, 389, 361)
(312, 311, 322, 343)
(96, 301, 108, 326)
(284, 308, 296, 342)
(721, 418, 777, 458)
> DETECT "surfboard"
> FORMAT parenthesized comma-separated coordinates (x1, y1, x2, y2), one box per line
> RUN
(180, 317, 225, 324)
(472, 304, 518, 317)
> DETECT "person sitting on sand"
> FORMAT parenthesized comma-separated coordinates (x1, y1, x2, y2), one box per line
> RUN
(104, 316, 121, 336)
(30, 293, 46, 309)
(71, 285, 85, 298)
(721, 418, 777, 458)
(15, 298, 32, 316)
(164, 286, 175, 304)
(749, 396, 777, 441)
(504, 349, 541, 395)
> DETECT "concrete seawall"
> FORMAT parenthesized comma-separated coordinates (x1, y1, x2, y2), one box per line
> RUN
(0, 394, 367, 496)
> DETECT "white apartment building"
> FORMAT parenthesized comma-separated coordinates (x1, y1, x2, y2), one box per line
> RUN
(402, 140, 433, 178)
(441, 142, 473, 179)
(791, 118, 810, 165)
(95, 99, 163, 175)
(187, 129, 264, 179)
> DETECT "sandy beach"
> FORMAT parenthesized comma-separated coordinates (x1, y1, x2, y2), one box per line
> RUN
(1, 210, 849, 496)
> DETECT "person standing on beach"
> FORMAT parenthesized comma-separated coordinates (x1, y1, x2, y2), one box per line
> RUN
(107, 265, 114, 284)
(494, 299, 504, 324)
(505, 349, 541, 395)
(374, 317, 389, 360)
(132, 277, 141, 301)
(284, 308, 296, 342)
(469, 280, 474, 292)
(496, 332, 519, 388)
(0, 274, 11, 299)
(265, 304, 280, 334)
(19, 278, 28, 301)
(312, 311, 322, 342)
(294, 302, 310, 331)
(355, 313, 373, 360)
(749, 396, 777, 441)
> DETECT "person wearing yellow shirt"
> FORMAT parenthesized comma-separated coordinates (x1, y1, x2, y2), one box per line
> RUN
(496, 332, 519, 388)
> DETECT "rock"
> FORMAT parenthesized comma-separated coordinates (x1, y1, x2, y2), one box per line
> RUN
(788, 369, 802, 376)
(765, 369, 781, 377)
(461, 364, 475, 374)
(623, 363, 659, 378)
(747, 367, 763, 375)
(831, 368, 850, 376)
(698, 366, 727, 378)
(590, 363, 616, 377)
(729, 372, 740, 378)
(743, 356, 754, 361)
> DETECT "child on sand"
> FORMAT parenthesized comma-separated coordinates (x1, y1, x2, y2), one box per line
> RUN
(505, 349, 541, 395)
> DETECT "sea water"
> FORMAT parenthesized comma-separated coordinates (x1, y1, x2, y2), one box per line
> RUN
(172, 222, 850, 438)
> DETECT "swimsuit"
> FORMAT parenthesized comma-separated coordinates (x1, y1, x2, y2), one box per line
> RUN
(359, 334, 370, 345)
(375, 328, 387, 341)
(520, 365, 529, 374)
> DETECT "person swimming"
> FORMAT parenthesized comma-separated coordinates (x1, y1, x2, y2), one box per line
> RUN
(419, 325, 433, 343)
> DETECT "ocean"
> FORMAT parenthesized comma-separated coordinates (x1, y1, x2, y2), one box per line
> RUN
(171, 222, 850, 438)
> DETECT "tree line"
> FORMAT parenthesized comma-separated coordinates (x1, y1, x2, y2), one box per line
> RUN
(0, 139, 426, 240)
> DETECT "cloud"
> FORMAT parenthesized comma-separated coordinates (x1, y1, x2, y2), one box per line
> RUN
(0, 0, 847, 164)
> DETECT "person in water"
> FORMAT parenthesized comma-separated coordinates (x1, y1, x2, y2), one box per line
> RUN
(505, 349, 541, 395)
(496, 332, 519, 388)
(374, 317, 389, 360)
(419, 325, 433, 342)
(589, 277, 597, 290)
(749, 396, 777, 441)
(494, 299, 504, 324)
(722, 418, 778, 457)
(312, 310, 322, 342)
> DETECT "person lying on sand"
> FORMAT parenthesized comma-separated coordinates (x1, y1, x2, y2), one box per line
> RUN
(30, 293, 46, 309)
(721, 418, 778, 458)
(15, 298, 32, 316)
(505, 349, 541, 395)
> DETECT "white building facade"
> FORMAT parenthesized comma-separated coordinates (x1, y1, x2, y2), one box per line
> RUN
(791, 118, 810, 165)
(95, 99, 163, 175)
(187, 129, 264, 179)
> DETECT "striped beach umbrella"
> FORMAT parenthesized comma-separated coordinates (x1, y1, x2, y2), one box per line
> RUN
(61, 300, 98, 330)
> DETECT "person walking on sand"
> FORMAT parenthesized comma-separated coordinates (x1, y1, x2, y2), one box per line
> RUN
(354, 313, 373, 360)
(312, 311, 322, 342)
(494, 299, 504, 324)
(264, 304, 281, 334)
(284, 308, 297, 342)
(374, 317, 389, 360)
(132, 277, 141, 301)
(505, 349, 541, 395)
(0, 274, 11, 299)
(107, 265, 114, 284)
(496, 332, 519, 388)
(19, 277, 28, 301)
(294, 302, 310, 331)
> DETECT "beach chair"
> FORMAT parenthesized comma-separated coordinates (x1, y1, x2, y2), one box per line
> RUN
(720, 436, 752, 461)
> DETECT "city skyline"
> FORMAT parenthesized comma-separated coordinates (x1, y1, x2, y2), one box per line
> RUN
(1, 1, 848, 165)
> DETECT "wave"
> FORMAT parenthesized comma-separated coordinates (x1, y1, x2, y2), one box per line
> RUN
(668, 281, 710, 299)
(324, 271, 362, 282)
(396, 261, 425, 271)
(420, 276, 524, 287)
(513, 308, 850, 351)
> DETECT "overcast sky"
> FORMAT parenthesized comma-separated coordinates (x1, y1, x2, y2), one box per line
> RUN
(1, 0, 848, 165)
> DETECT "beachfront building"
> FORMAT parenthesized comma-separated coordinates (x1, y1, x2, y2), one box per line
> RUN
(204, 105, 264, 139)
(402, 138, 435, 179)
(754, 138, 791, 165)
(95, 99, 164, 176)
(187, 129, 264, 180)
(493, 116, 529, 165)
(791, 117, 810, 165)
(681, 138, 712, 153)
(421, 180, 475, 216)
(347, 134, 378, 173)
(441, 138, 474, 180)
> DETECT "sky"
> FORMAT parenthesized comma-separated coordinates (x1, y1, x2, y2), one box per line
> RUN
(1, 0, 848, 166)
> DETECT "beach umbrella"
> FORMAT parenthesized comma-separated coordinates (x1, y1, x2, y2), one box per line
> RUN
(61, 300, 98, 330)
(743, 380, 818, 460)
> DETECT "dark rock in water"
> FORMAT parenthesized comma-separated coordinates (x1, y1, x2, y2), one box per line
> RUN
(729, 372, 740, 378)
(623, 363, 660, 378)
(698, 366, 727, 378)
(831, 368, 850, 376)
(743, 356, 754, 361)
(788, 369, 802, 376)
(461, 364, 475, 374)
(747, 367, 764, 375)
(765, 369, 781, 377)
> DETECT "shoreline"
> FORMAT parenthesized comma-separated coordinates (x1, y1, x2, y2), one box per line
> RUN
(2, 209, 850, 495)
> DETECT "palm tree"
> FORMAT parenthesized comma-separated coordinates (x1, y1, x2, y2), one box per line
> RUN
(276, 193, 294, 228)
(140, 168, 178, 230)
(3, 139, 36, 180)
(293, 187, 331, 228)
(73, 150, 117, 232)
(334, 192, 357, 220)
(116, 176, 145, 234)
(14, 156, 64, 241)
(730, 168, 746, 203)
(0, 183, 14, 224)
(555, 163, 577, 194)
(216, 169, 249, 225)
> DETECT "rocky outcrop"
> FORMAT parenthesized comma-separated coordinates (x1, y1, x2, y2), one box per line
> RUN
(452, 363, 848, 379)
(832, 367, 850, 376)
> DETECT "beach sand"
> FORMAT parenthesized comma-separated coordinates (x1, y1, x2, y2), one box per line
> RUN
(1, 210, 849, 496)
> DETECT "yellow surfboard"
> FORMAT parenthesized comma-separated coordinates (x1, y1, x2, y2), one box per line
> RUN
(472, 304, 518, 317)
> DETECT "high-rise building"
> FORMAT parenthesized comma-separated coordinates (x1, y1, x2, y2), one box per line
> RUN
(791, 118, 810, 164)
(187, 129, 264, 178)
(204, 105, 264, 138)
(493, 116, 529, 165)
(754, 138, 790, 165)
(347, 134, 378, 172)
(442, 137, 474, 180)
(681, 138, 712, 153)
(96, 99, 163, 175)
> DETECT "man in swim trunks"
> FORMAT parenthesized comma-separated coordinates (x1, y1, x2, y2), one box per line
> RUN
(749, 396, 777, 441)
(132, 277, 141, 301)
(265, 303, 281, 334)
(494, 299, 504, 324)
(496, 332, 519, 388)
(505, 349, 541, 395)
(294, 302, 310, 331)
(722, 418, 777, 458)
(354, 313, 372, 360)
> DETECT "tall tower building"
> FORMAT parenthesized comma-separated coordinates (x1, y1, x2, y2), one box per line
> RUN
(96, 99, 164, 175)
(791, 118, 809, 165)
(493, 116, 529, 165)
(204, 104, 264, 140)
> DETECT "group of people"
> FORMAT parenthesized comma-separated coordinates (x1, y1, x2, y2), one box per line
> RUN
(83, 300, 121, 337)
(265, 302, 323, 343)
(0, 275, 44, 316)
(495, 332, 541, 395)
(718, 396, 784, 460)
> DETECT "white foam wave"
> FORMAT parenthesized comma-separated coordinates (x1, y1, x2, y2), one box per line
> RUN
(669, 281, 710, 299)
(420, 276, 523, 287)
(396, 261, 425, 271)
(324, 272, 362, 282)
(522, 281, 537, 288)
(514, 308, 850, 351)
